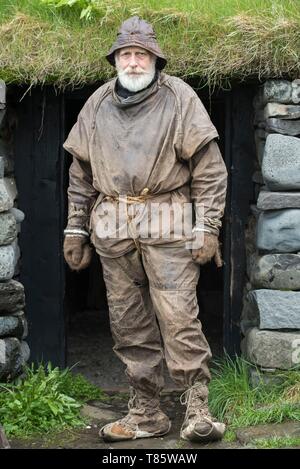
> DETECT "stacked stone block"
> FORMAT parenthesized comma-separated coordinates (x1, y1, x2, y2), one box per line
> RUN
(242, 80, 300, 380)
(0, 81, 29, 380)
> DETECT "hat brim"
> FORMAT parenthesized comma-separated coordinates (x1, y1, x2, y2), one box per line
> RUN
(106, 41, 167, 70)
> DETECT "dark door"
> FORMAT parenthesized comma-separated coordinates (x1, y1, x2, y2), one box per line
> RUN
(14, 86, 66, 367)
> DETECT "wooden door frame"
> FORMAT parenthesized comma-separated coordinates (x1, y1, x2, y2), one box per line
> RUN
(12, 83, 256, 366)
(222, 85, 256, 355)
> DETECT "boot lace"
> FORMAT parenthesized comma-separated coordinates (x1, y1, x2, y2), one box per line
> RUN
(180, 382, 212, 424)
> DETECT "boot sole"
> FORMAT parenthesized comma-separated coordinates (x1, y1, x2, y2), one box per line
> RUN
(100, 421, 171, 442)
(180, 422, 226, 443)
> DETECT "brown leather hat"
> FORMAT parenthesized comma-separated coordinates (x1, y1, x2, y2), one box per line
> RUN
(106, 16, 167, 70)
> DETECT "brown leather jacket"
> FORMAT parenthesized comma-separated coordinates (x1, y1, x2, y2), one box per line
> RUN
(63, 72, 228, 257)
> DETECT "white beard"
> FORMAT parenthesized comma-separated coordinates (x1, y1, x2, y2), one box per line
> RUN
(116, 60, 156, 92)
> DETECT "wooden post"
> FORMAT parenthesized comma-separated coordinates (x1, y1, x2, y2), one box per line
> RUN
(223, 85, 256, 355)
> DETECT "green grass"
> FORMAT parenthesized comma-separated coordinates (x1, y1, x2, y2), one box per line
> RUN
(223, 429, 237, 442)
(209, 356, 300, 430)
(0, 363, 108, 437)
(252, 436, 300, 449)
(0, 0, 300, 87)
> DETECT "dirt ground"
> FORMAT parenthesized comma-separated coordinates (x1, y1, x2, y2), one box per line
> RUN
(10, 392, 240, 449)
(9, 393, 300, 450)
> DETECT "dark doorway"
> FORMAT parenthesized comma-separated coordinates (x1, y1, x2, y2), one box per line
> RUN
(12, 82, 255, 378)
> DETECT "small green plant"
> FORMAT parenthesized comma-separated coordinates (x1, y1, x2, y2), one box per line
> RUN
(0, 363, 108, 437)
(41, 0, 107, 20)
(60, 370, 109, 402)
(223, 429, 237, 442)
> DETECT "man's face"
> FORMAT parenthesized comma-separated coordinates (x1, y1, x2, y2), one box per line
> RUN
(115, 46, 156, 92)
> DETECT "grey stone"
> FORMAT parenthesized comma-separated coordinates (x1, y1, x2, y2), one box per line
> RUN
(245, 289, 300, 329)
(11, 240, 20, 275)
(292, 79, 300, 104)
(262, 134, 300, 190)
(0, 338, 29, 379)
(264, 79, 300, 105)
(264, 102, 300, 120)
(0, 280, 25, 314)
(0, 211, 17, 245)
(242, 328, 300, 369)
(266, 117, 300, 136)
(248, 367, 286, 388)
(0, 425, 10, 449)
(255, 80, 292, 107)
(236, 421, 300, 445)
(0, 337, 20, 378)
(0, 312, 27, 339)
(0, 178, 13, 212)
(9, 207, 25, 224)
(0, 245, 15, 280)
(257, 190, 300, 210)
(0, 80, 5, 107)
(14, 341, 30, 372)
(4, 177, 17, 202)
(256, 209, 300, 252)
(80, 404, 121, 426)
(21, 317, 28, 339)
(249, 253, 300, 290)
(0, 157, 4, 178)
(2, 155, 14, 176)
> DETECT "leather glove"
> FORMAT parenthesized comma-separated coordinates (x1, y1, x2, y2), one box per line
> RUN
(63, 235, 92, 271)
(192, 232, 223, 267)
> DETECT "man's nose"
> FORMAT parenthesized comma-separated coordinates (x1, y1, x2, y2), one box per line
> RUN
(129, 55, 138, 67)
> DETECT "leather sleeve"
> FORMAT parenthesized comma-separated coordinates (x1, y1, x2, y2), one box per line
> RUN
(66, 157, 98, 232)
(189, 139, 228, 236)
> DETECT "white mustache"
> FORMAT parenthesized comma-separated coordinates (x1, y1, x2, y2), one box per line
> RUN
(119, 67, 151, 76)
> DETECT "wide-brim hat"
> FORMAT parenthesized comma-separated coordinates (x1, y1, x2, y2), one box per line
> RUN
(106, 16, 167, 70)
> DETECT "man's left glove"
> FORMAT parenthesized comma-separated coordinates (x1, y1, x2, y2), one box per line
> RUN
(63, 235, 92, 271)
(192, 232, 223, 267)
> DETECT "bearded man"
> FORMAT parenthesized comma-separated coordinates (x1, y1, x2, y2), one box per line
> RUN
(63, 16, 228, 443)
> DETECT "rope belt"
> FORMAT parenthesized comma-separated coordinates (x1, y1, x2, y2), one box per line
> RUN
(102, 187, 154, 205)
(102, 188, 154, 253)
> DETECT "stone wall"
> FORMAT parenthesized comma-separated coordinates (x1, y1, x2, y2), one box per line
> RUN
(242, 80, 300, 381)
(0, 81, 29, 380)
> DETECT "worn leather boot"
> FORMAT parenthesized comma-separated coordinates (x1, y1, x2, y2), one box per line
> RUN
(100, 387, 171, 442)
(180, 382, 225, 442)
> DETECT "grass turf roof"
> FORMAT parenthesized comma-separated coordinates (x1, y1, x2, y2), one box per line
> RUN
(0, 0, 300, 89)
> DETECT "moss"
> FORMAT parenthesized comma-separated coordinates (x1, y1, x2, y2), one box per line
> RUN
(0, 0, 300, 87)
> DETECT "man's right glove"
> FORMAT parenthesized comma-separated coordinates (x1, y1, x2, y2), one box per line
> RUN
(63, 236, 92, 271)
(192, 232, 223, 267)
